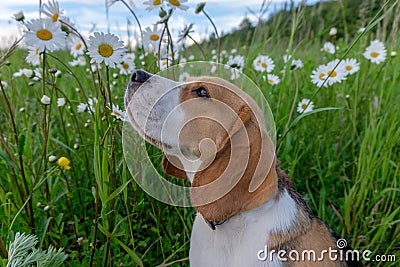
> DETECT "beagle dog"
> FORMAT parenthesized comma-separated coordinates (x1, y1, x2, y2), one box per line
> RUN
(124, 70, 363, 267)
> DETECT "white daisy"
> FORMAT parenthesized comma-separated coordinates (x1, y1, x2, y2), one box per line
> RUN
(57, 98, 66, 107)
(41, 95, 51, 105)
(26, 48, 41, 66)
(166, 0, 189, 11)
(70, 39, 85, 57)
(179, 57, 187, 66)
(24, 18, 66, 52)
(118, 54, 136, 75)
(322, 42, 336, 54)
(179, 72, 190, 82)
(111, 104, 126, 121)
(297, 98, 314, 114)
(265, 74, 280, 85)
(13, 68, 34, 78)
(363, 40, 386, 64)
(226, 55, 245, 71)
(292, 59, 304, 70)
(253, 55, 275, 73)
(324, 59, 347, 86)
(69, 56, 87, 67)
(159, 58, 170, 70)
(340, 58, 360, 76)
(41, 0, 63, 23)
(33, 68, 42, 81)
(329, 27, 337, 36)
(358, 27, 366, 33)
(87, 32, 126, 68)
(230, 68, 241, 80)
(48, 155, 57, 162)
(283, 54, 292, 63)
(13, 11, 25, 22)
(124, 52, 136, 62)
(310, 64, 329, 88)
(283, 55, 304, 70)
(142, 25, 163, 50)
(87, 97, 98, 112)
(77, 103, 87, 113)
(143, 0, 163, 11)
(1, 81, 8, 89)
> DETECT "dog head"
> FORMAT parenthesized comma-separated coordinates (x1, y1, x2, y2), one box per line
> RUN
(125, 70, 278, 220)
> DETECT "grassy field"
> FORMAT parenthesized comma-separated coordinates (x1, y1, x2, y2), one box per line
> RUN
(0, 0, 399, 266)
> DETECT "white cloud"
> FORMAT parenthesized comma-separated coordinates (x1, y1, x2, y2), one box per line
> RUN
(0, 0, 319, 49)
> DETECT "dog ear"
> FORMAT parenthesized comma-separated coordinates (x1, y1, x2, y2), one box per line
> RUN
(162, 155, 187, 179)
(217, 104, 251, 152)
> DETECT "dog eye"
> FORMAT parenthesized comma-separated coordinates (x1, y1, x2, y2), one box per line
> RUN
(194, 87, 209, 98)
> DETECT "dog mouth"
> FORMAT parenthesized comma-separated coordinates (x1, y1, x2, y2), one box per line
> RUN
(124, 70, 182, 151)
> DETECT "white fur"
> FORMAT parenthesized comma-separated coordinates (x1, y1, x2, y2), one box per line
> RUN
(128, 75, 184, 149)
(189, 189, 298, 267)
(181, 159, 203, 183)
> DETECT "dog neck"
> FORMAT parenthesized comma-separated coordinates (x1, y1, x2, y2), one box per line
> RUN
(190, 118, 278, 222)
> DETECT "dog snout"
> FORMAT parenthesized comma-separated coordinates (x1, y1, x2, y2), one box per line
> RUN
(125, 70, 152, 108)
(131, 70, 151, 83)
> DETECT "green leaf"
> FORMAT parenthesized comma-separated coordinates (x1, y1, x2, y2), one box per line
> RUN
(17, 134, 25, 156)
(98, 224, 143, 267)
(0, 151, 18, 170)
(105, 180, 131, 204)
(290, 107, 341, 129)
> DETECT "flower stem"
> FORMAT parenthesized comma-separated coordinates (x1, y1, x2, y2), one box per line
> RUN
(0, 79, 34, 232)
(119, 0, 145, 51)
(202, 10, 220, 63)
(187, 34, 207, 61)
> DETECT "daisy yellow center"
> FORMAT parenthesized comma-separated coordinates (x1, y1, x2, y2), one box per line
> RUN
(327, 70, 337, 77)
(150, 34, 160, 41)
(319, 73, 326, 80)
(370, 51, 379, 58)
(98, 44, 113, 57)
(162, 61, 167, 66)
(75, 43, 82, 50)
(169, 0, 181, 6)
(123, 63, 129, 69)
(301, 104, 308, 110)
(153, 0, 162, 5)
(261, 62, 267, 68)
(268, 79, 273, 84)
(345, 65, 352, 71)
(52, 13, 59, 22)
(36, 29, 53, 41)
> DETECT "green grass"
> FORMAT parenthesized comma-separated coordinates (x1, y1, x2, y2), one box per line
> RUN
(0, 1, 399, 266)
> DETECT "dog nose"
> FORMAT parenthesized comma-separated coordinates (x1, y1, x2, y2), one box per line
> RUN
(131, 70, 151, 83)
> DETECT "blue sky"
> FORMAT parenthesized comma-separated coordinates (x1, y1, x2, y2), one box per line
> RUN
(0, 0, 319, 48)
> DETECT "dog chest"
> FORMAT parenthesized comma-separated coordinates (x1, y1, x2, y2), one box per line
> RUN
(189, 190, 297, 267)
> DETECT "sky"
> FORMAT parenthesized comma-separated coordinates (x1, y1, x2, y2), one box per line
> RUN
(0, 0, 319, 49)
